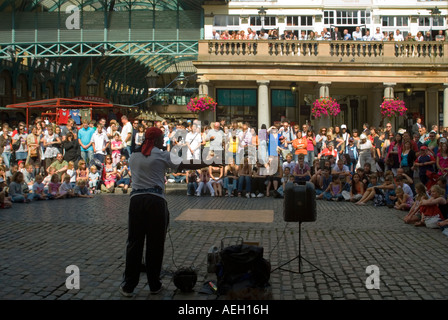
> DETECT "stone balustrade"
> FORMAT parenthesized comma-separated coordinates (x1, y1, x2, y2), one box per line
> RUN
(201, 40, 447, 62)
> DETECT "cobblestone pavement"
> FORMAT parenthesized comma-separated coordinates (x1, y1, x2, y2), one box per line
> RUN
(0, 184, 447, 301)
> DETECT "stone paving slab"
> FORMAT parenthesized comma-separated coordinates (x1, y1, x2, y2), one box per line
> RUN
(0, 186, 447, 302)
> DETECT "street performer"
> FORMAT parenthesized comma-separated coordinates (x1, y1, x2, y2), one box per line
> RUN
(119, 126, 218, 297)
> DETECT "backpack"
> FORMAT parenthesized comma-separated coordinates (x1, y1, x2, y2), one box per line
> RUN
(216, 244, 271, 296)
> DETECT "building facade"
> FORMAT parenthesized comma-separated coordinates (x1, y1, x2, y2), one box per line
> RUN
(196, 0, 448, 132)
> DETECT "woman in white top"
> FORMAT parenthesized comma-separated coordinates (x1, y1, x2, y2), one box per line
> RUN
(42, 126, 61, 169)
(356, 134, 376, 172)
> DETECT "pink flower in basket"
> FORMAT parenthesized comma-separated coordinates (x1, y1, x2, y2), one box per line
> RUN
(380, 98, 407, 118)
(187, 96, 217, 113)
(312, 97, 340, 118)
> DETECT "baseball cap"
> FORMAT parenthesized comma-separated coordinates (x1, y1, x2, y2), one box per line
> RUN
(349, 137, 354, 141)
(0, 177, 4, 183)
(341, 124, 347, 129)
(440, 138, 447, 144)
(360, 134, 367, 140)
(420, 146, 428, 150)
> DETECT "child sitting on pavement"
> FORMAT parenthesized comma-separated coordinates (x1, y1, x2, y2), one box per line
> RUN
(59, 175, 75, 199)
(29, 174, 46, 201)
(404, 183, 429, 224)
(74, 179, 93, 198)
(414, 185, 446, 228)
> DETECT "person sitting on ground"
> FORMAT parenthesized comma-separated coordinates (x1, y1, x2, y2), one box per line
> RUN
(237, 157, 252, 198)
(251, 161, 268, 198)
(76, 159, 89, 182)
(393, 186, 413, 211)
(196, 167, 214, 197)
(342, 173, 364, 202)
(404, 183, 429, 224)
(316, 168, 332, 200)
(223, 159, 238, 197)
(332, 159, 351, 182)
(323, 174, 344, 201)
(88, 165, 101, 194)
(47, 173, 63, 200)
(116, 162, 131, 194)
(209, 163, 224, 197)
(293, 154, 311, 185)
(354, 174, 386, 205)
(74, 178, 94, 198)
(186, 170, 199, 196)
(0, 177, 12, 208)
(282, 153, 296, 173)
(9, 172, 30, 203)
(414, 185, 446, 227)
(58, 175, 75, 199)
(29, 174, 46, 201)
(65, 161, 77, 189)
(277, 166, 293, 197)
(266, 157, 283, 198)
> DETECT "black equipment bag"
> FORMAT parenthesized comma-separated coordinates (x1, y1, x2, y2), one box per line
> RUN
(216, 242, 271, 295)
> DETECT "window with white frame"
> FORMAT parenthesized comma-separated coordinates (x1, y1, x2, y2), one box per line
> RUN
(324, 10, 370, 26)
(213, 15, 240, 27)
(250, 16, 276, 27)
(286, 16, 313, 26)
(0, 78, 5, 96)
(382, 16, 409, 27)
(419, 16, 445, 29)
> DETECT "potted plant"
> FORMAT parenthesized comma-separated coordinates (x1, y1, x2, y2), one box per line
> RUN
(186, 96, 217, 113)
(380, 98, 407, 118)
(311, 97, 341, 118)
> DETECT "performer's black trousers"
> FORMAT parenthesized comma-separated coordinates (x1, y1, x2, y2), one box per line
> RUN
(122, 194, 169, 292)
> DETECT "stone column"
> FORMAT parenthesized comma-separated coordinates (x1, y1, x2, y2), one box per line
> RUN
(371, 87, 383, 129)
(197, 80, 214, 125)
(444, 84, 448, 129)
(315, 82, 331, 129)
(382, 82, 396, 131)
(427, 86, 439, 129)
(257, 80, 270, 129)
(383, 82, 396, 100)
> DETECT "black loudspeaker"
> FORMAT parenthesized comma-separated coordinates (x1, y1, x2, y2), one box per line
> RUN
(283, 182, 317, 222)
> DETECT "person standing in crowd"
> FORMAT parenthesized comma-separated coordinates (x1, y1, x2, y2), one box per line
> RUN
(91, 125, 110, 164)
(62, 132, 81, 167)
(120, 116, 133, 159)
(357, 134, 376, 172)
(13, 125, 28, 164)
(0, 125, 12, 169)
(78, 120, 95, 166)
(206, 122, 225, 164)
(119, 127, 217, 298)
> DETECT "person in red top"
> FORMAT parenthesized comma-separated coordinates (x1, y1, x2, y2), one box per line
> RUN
(318, 142, 338, 160)
(292, 131, 307, 162)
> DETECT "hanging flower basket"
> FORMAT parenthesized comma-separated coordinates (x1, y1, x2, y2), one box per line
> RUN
(186, 96, 217, 113)
(380, 98, 407, 118)
(311, 97, 341, 118)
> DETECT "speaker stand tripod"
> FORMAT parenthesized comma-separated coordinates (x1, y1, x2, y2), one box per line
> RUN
(272, 222, 339, 283)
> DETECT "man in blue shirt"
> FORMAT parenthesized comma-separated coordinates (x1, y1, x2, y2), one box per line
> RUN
(78, 119, 95, 165)
(343, 29, 352, 41)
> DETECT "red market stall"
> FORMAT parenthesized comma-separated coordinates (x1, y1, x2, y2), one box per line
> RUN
(6, 98, 136, 128)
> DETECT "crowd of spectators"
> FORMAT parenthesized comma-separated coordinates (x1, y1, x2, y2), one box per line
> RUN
(0, 112, 447, 237)
(211, 27, 446, 42)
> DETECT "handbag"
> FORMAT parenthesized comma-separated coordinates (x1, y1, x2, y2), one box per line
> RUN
(424, 216, 441, 229)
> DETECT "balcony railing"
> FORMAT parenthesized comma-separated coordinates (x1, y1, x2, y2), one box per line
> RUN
(201, 40, 447, 62)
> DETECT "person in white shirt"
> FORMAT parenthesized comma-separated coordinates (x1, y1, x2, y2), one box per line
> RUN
(120, 115, 133, 158)
(185, 124, 202, 162)
(299, 31, 308, 40)
(395, 29, 404, 41)
(91, 125, 110, 164)
(212, 29, 220, 40)
(373, 28, 384, 41)
(258, 29, 269, 40)
(352, 27, 363, 41)
(363, 30, 373, 41)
